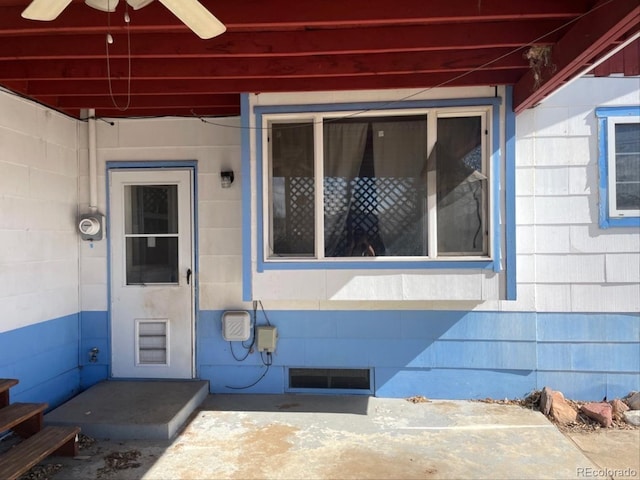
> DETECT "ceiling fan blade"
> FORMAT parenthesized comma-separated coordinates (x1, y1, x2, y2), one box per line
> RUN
(126, 0, 155, 10)
(85, 0, 120, 12)
(158, 0, 226, 39)
(22, 0, 73, 21)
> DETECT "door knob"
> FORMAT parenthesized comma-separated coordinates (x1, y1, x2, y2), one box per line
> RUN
(186, 268, 192, 285)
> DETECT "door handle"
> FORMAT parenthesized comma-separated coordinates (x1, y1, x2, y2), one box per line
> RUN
(186, 268, 192, 285)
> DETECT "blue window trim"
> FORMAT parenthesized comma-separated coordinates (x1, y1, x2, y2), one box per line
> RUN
(244, 97, 504, 279)
(105, 160, 200, 375)
(595, 106, 640, 229)
(241, 94, 252, 301)
(505, 86, 517, 300)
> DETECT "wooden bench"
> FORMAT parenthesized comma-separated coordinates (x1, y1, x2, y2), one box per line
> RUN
(0, 402, 47, 437)
(0, 379, 18, 409)
(0, 425, 80, 480)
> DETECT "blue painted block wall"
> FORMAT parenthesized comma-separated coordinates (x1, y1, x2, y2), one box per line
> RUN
(79, 311, 110, 390)
(197, 310, 640, 400)
(1, 310, 637, 405)
(536, 313, 640, 399)
(0, 314, 81, 408)
(0, 311, 110, 408)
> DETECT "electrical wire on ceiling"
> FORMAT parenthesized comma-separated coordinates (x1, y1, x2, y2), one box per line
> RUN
(105, 0, 132, 111)
(194, 0, 621, 132)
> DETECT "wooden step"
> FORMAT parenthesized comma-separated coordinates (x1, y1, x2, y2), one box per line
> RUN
(0, 379, 18, 409)
(0, 403, 47, 438)
(0, 425, 80, 480)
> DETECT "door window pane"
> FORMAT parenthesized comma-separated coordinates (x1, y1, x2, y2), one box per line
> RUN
(436, 116, 487, 255)
(126, 237, 178, 284)
(125, 185, 178, 234)
(124, 185, 179, 284)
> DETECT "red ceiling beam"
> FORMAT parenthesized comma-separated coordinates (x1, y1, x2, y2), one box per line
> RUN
(7, 69, 525, 99)
(0, 48, 528, 81)
(57, 106, 241, 118)
(38, 93, 240, 109)
(0, 0, 590, 34)
(93, 107, 240, 117)
(0, 20, 564, 60)
(513, 0, 640, 113)
(14, 79, 237, 96)
(211, 0, 590, 28)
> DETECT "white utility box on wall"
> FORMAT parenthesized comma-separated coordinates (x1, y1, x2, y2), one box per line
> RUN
(221, 311, 251, 341)
(256, 326, 278, 353)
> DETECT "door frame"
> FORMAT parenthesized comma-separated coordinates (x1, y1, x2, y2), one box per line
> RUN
(106, 161, 199, 378)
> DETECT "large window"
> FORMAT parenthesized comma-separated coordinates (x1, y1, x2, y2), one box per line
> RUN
(596, 107, 640, 228)
(265, 108, 490, 261)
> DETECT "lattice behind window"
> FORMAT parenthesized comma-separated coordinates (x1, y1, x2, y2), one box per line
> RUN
(274, 176, 315, 254)
(324, 176, 424, 257)
(137, 320, 168, 365)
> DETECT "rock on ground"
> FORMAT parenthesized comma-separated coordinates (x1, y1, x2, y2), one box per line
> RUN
(580, 402, 613, 428)
(624, 392, 640, 410)
(623, 410, 640, 426)
(551, 390, 578, 424)
(610, 399, 629, 421)
(539, 386, 553, 416)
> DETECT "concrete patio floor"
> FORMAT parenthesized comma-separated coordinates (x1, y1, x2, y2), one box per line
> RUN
(33, 392, 639, 480)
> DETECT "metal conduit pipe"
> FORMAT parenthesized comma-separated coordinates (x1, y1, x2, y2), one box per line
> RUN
(88, 108, 98, 214)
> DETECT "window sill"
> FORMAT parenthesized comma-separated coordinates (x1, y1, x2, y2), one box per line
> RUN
(259, 258, 496, 271)
(599, 216, 640, 229)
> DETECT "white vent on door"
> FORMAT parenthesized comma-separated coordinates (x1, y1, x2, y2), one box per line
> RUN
(136, 320, 168, 365)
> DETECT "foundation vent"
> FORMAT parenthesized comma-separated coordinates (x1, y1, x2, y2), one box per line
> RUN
(289, 368, 371, 390)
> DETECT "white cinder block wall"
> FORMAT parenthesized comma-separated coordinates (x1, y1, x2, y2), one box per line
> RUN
(516, 76, 640, 313)
(78, 116, 246, 314)
(0, 91, 80, 333)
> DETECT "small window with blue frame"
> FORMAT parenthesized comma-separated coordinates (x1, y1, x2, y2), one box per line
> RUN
(596, 106, 640, 228)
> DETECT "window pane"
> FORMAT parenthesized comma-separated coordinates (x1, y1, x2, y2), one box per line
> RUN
(437, 116, 487, 255)
(125, 185, 178, 234)
(615, 123, 640, 211)
(270, 123, 315, 256)
(126, 237, 178, 284)
(323, 117, 427, 257)
(615, 154, 640, 182)
(615, 123, 640, 153)
(616, 183, 640, 210)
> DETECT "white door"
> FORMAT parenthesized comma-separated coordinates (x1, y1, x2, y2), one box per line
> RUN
(109, 169, 194, 378)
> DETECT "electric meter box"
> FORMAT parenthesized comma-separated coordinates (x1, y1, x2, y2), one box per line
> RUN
(221, 311, 251, 341)
(78, 213, 104, 241)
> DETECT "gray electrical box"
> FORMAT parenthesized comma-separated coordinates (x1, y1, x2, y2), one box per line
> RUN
(256, 326, 278, 353)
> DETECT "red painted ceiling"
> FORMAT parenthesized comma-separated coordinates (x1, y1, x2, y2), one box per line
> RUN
(0, 0, 638, 118)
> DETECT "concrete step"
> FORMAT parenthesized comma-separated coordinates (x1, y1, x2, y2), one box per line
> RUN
(45, 380, 209, 440)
